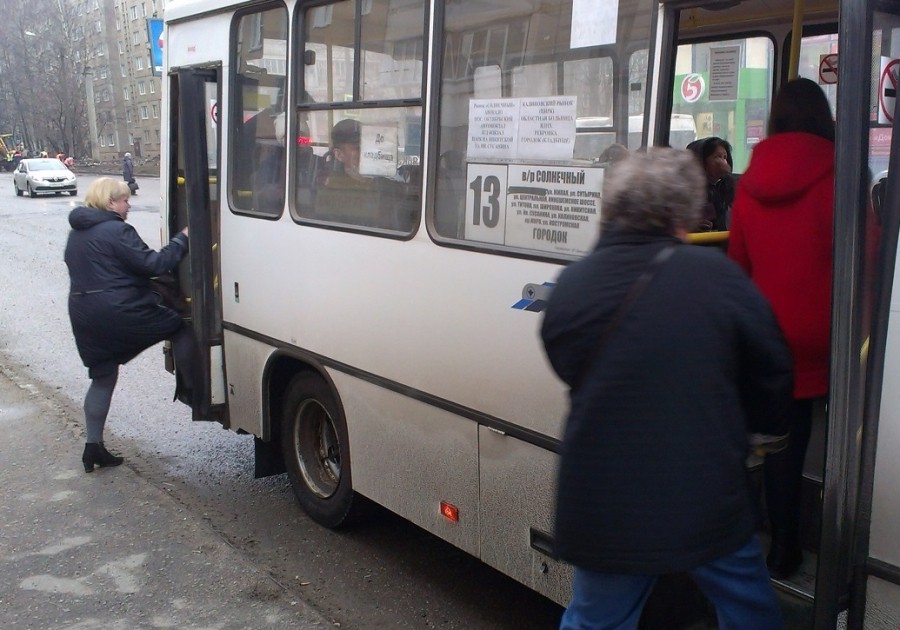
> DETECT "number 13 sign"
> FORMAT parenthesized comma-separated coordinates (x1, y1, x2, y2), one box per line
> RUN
(465, 163, 508, 245)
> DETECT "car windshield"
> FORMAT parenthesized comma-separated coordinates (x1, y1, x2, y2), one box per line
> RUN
(28, 159, 68, 171)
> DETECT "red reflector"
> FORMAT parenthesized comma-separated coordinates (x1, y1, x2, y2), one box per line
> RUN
(440, 501, 459, 522)
(296, 135, 312, 145)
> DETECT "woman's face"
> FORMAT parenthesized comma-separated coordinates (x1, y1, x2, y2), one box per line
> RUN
(704, 145, 731, 181)
(107, 195, 130, 219)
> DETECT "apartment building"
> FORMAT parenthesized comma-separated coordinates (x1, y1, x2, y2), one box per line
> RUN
(77, 0, 166, 161)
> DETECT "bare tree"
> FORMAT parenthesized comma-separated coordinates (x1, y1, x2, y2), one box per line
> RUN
(0, 0, 91, 157)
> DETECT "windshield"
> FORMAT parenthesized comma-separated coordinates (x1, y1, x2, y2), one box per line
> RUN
(28, 159, 69, 171)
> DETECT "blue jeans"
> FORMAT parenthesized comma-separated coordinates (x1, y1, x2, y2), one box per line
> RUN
(559, 535, 783, 630)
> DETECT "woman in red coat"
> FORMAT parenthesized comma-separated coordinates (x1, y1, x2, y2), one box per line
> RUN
(727, 77, 834, 579)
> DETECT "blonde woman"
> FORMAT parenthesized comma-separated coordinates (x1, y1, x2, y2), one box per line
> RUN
(64, 177, 191, 472)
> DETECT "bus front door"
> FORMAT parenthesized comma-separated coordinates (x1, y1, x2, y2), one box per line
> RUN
(170, 66, 226, 424)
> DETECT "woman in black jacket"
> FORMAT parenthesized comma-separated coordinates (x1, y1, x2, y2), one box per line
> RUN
(687, 136, 735, 231)
(541, 149, 792, 629)
(65, 177, 192, 472)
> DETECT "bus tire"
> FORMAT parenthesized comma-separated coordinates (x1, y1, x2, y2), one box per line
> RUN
(281, 372, 356, 528)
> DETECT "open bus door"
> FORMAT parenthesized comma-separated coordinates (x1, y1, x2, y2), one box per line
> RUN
(655, 0, 900, 626)
(840, 6, 900, 626)
(168, 66, 227, 424)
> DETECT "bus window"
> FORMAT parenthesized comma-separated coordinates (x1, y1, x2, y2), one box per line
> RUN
(229, 6, 288, 217)
(672, 36, 775, 172)
(432, 0, 656, 257)
(292, 0, 424, 234)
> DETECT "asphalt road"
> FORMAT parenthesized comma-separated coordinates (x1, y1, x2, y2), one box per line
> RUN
(0, 172, 564, 629)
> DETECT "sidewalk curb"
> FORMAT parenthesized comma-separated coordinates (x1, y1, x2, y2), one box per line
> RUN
(0, 362, 332, 629)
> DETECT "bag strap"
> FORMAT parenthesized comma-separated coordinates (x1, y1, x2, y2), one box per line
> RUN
(572, 244, 676, 391)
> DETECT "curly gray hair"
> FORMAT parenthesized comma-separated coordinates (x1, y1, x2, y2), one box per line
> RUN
(600, 148, 705, 234)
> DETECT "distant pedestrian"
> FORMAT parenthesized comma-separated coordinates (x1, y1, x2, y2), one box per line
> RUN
(64, 178, 194, 473)
(541, 148, 792, 630)
(123, 152, 138, 194)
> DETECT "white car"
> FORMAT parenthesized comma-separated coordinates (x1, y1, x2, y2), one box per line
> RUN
(13, 158, 77, 197)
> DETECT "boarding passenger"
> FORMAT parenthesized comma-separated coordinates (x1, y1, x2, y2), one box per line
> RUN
(64, 178, 195, 473)
(727, 77, 834, 580)
(314, 119, 416, 231)
(541, 148, 792, 630)
(687, 136, 735, 231)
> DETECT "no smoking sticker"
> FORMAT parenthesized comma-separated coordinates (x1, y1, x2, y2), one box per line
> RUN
(879, 58, 900, 124)
(818, 54, 838, 85)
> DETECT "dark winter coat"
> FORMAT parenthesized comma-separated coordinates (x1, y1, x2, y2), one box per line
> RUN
(123, 156, 134, 183)
(65, 206, 189, 379)
(541, 229, 792, 574)
(728, 131, 833, 398)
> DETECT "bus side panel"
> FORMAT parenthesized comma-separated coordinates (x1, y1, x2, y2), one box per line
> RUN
(222, 330, 272, 437)
(333, 372, 480, 557)
(865, 577, 900, 628)
(479, 427, 571, 606)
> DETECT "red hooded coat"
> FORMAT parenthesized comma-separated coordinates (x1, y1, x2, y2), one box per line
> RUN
(728, 131, 833, 398)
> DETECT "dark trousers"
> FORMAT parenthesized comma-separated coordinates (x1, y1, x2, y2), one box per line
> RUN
(764, 398, 816, 537)
(559, 535, 783, 630)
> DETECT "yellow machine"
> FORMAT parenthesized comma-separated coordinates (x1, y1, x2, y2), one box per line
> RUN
(0, 134, 17, 171)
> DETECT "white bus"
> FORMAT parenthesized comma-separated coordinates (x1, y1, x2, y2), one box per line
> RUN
(161, 0, 900, 626)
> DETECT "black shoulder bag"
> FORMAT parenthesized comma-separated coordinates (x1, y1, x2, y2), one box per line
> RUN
(572, 244, 675, 391)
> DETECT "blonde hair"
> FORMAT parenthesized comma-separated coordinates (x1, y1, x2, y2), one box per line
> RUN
(84, 177, 131, 209)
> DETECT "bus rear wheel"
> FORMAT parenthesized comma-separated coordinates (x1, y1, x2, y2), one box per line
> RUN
(281, 372, 356, 528)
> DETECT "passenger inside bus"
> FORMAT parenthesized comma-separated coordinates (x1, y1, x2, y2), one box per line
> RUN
(251, 110, 287, 214)
(314, 119, 417, 231)
(687, 137, 735, 231)
(596, 143, 629, 168)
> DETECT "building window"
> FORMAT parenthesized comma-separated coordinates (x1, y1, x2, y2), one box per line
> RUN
(126, 110, 132, 123)
(130, 6, 137, 20)
(121, 63, 126, 77)
(140, 105, 149, 119)
(135, 56, 143, 71)
(138, 81, 146, 95)
(149, 81, 156, 94)
(106, 133, 115, 146)
(152, 104, 159, 118)
(123, 87, 130, 100)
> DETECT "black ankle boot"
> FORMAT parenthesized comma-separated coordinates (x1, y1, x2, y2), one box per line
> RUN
(82, 442, 124, 473)
(767, 529, 803, 579)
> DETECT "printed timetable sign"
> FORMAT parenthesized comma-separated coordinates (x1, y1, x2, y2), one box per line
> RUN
(359, 124, 398, 178)
(518, 97, 577, 160)
(708, 46, 740, 101)
(468, 100, 519, 159)
(467, 97, 577, 160)
(465, 163, 603, 256)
